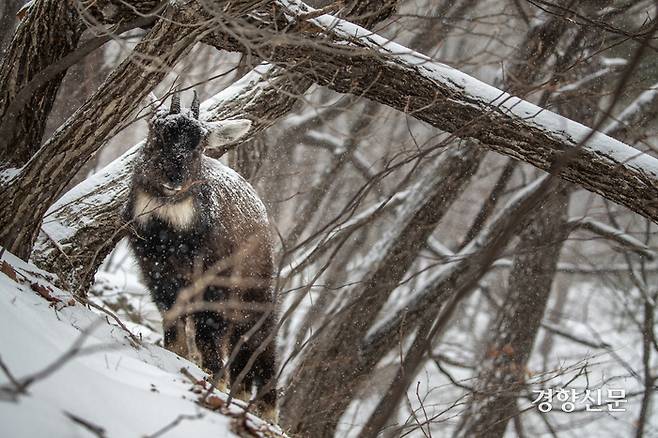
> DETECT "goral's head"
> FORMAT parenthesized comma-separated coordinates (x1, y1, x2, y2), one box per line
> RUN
(137, 90, 251, 198)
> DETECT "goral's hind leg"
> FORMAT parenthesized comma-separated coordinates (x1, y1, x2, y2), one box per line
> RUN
(163, 317, 189, 359)
(227, 324, 256, 404)
(252, 340, 279, 423)
(194, 311, 227, 390)
(227, 315, 279, 423)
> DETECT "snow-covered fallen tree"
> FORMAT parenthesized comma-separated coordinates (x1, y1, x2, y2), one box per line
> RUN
(253, 0, 658, 223)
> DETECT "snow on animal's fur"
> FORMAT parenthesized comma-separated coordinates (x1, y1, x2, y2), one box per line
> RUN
(124, 91, 278, 422)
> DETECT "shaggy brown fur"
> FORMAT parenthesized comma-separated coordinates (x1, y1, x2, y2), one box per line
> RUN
(124, 94, 278, 419)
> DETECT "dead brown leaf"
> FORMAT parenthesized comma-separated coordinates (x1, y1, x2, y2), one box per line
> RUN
(204, 395, 225, 410)
(0, 260, 18, 282)
(30, 282, 61, 303)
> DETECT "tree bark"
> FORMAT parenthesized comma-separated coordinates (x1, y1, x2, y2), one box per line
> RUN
(456, 187, 569, 437)
(200, 0, 658, 225)
(0, 0, 270, 260)
(0, 0, 83, 167)
(81, 0, 161, 24)
(0, 0, 22, 56)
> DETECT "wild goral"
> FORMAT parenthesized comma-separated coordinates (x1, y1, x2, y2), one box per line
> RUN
(124, 92, 278, 421)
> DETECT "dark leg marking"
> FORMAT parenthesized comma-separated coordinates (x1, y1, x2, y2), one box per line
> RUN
(163, 317, 189, 358)
(194, 311, 224, 375)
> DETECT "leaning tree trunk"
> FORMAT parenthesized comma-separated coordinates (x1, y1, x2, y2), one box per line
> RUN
(455, 187, 569, 437)
(0, 0, 22, 55)
(280, 144, 484, 436)
(0, 0, 82, 167)
(0, 0, 269, 261)
(0, 0, 165, 173)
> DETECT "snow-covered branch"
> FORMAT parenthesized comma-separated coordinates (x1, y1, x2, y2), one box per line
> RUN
(202, 0, 658, 224)
(603, 82, 658, 140)
(364, 176, 556, 356)
(567, 217, 655, 260)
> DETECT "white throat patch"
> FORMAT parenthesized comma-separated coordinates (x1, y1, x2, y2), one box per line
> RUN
(133, 189, 196, 229)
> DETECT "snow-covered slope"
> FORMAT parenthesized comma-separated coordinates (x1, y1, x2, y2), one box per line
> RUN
(0, 249, 285, 438)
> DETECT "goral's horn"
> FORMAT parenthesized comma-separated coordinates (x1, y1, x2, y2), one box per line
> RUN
(191, 90, 200, 119)
(170, 88, 181, 114)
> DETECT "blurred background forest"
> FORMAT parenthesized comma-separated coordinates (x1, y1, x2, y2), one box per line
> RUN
(2, 0, 657, 436)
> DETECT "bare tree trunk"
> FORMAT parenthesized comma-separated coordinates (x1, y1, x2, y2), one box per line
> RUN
(455, 187, 569, 437)
(48, 46, 113, 189)
(460, 159, 517, 248)
(635, 290, 656, 438)
(0, 0, 82, 166)
(0, 0, 22, 56)
(280, 144, 483, 436)
(537, 275, 569, 371)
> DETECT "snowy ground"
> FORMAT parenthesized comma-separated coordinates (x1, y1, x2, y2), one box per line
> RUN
(0, 248, 286, 438)
(3, 239, 655, 437)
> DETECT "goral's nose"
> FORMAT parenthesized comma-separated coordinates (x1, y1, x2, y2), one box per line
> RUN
(162, 183, 182, 192)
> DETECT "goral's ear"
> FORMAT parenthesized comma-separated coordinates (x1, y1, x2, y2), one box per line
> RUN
(204, 119, 252, 149)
